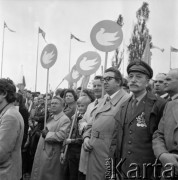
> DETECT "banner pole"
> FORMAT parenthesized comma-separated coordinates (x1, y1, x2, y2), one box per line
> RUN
(35, 31, 40, 91)
(1, 24, 5, 78)
(44, 68, 49, 128)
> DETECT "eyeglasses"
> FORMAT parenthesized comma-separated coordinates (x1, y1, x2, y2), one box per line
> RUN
(51, 102, 60, 105)
(103, 76, 115, 82)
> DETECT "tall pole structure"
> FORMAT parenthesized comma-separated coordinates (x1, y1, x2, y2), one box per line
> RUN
(170, 48, 172, 70)
(35, 31, 40, 92)
(1, 24, 5, 78)
(68, 35, 72, 74)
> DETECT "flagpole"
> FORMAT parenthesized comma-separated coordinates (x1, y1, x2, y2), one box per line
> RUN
(170, 49, 172, 70)
(44, 68, 49, 128)
(104, 52, 108, 71)
(1, 24, 5, 78)
(54, 78, 64, 92)
(69, 35, 72, 73)
(35, 31, 40, 92)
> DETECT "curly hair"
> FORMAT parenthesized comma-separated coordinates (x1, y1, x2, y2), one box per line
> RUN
(64, 89, 78, 101)
(0, 78, 16, 103)
(81, 89, 95, 102)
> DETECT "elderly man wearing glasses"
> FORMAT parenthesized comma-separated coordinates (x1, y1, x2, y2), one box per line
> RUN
(83, 67, 130, 180)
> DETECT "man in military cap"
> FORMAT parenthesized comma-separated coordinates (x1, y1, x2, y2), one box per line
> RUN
(113, 60, 166, 179)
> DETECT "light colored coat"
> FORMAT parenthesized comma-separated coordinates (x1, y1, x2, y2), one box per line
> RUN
(0, 104, 24, 180)
(153, 100, 178, 157)
(83, 89, 130, 180)
(30, 111, 70, 180)
(79, 98, 104, 174)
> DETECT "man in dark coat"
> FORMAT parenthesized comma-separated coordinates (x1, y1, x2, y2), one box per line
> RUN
(113, 60, 166, 180)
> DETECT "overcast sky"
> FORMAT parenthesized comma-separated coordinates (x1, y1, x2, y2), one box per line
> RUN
(0, 0, 178, 93)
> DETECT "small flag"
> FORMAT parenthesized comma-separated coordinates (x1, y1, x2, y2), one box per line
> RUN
(17, 75, 26, 91)
(71, 33, 85, 42)
(151, 45, 164, 52)
(142, 37, 152, 66)
(170, 46, 178, 53)
(39, 27, 47, 42)
(4, 21, 15, 32)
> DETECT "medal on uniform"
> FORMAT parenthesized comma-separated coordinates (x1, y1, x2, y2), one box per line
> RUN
(136, 112, 147, 127)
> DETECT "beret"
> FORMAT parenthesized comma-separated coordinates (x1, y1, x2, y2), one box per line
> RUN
(127, 60, 153, 79)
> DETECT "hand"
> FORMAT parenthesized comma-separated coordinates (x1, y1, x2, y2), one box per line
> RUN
(65, 139, 72, 145)
(83, 137, 93, 152)
(159, 153, 178, 174)
(60, 153, 66, 164)
(78, 122, 87, 135)
(41, 127, 49, 138)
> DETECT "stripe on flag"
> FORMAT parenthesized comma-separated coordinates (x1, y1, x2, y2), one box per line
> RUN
(39, 27, 47, 42)
(170, 46, 178, 53)
(4, 21, 15, 32)
(71, 33, 85, 42)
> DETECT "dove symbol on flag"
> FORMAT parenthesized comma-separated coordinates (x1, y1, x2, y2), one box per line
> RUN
(96, 28, 119, 46)
(42, 51, 55, 64)
(80, 57, 99, 71)
(72, 69, 80, 79)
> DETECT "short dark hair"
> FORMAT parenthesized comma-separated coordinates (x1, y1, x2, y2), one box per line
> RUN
(64, 89, 78, 101)
(105, 67, 123, 86)
(0, 78, 16, 103)
(94, 75, 103, 81)
(82, 89, 95, 102)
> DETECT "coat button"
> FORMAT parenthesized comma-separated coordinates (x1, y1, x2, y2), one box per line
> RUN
(129, 130, 132, 134)
(128, 151, 131, 155)
(128, 141, 132, 144)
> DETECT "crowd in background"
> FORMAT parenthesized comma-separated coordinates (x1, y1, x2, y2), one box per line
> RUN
(1, 61, 178, 180)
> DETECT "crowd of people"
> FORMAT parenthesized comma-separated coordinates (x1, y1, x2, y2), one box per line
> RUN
(0, 60, 178, 180)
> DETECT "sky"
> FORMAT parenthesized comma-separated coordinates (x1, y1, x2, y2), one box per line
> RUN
(0, 0, 178, 93)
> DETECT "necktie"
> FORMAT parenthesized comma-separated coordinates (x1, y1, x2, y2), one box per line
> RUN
(94, 99, 98, 106)
(132, 98, 138, 114)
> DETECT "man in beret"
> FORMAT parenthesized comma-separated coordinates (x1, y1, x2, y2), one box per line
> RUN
(113, 60, 166, 179)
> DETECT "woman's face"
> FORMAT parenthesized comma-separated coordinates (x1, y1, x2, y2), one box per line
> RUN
(65, 92, 75, 104)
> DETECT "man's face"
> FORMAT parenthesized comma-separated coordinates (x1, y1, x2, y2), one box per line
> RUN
(154, 74, 166, 95)
(93, 79, 102, 99)
(103, 71, 120, 96)
(38, 95, 44, 104)
(33, 97, 38, 105)
(164, 70, 178, 94)
(51, 99, 63, 114)
(128, 72, 149, 94)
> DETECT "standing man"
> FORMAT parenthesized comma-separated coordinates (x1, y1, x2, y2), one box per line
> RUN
(30, 96, 70, 180)
(164, 68, 178, 101)
(114, 60, 166, 179)
(78, 75, 104, 180)
(0, 78, 24, 180)
(154, 73, 169, 99)
(83, 67, 130, 180)
(153, 68, 178, 180)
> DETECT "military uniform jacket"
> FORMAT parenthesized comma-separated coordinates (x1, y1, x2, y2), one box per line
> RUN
(113, 92, 166, 179)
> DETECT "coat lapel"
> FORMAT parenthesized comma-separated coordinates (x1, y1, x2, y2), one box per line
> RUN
(120, 96, 132, 127)
(127, 92, 156, 125)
